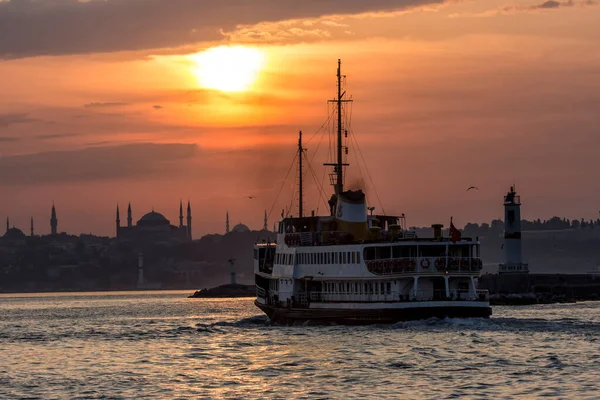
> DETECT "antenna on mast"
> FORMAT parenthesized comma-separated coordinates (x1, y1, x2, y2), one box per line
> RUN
(325, 59, 352, 194)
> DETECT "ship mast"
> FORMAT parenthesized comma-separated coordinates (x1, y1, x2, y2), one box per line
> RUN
(298, 130, 304, 218)
(326, 59, 351, 195)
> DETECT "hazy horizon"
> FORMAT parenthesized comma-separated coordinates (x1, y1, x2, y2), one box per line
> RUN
(1, 0, 599, 237)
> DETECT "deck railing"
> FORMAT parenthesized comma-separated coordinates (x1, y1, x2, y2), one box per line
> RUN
(365, 257, 483, 275)
(263, 289, 489, 307)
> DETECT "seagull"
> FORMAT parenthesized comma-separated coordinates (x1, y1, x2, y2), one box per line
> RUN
(246, 196, 257, 200)
(228, 258, 236, 265)
(467, 186, 479, 191)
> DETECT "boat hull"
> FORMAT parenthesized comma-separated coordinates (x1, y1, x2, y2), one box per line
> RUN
(255, 299, 492, 325)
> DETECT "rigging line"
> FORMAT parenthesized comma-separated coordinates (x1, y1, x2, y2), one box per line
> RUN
(305, 106, 335, 146)
(303, 151, 328, 206)
(309, 120, 328, 166)
(287, 167, 298, 218)
(316, 151, 330, 215)
(349, 127, 366, 187)
(303, 152, 330, 211)
(350, 129, 386, 215)
(267, 152, 298, 221)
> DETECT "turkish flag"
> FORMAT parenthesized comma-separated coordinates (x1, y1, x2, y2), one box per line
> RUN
(450, 217, 461, 243)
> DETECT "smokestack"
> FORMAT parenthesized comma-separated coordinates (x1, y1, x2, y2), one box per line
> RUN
(432, 224, 443, 240)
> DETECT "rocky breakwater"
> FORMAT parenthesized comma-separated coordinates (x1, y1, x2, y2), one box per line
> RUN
(188, 283, 256, 298)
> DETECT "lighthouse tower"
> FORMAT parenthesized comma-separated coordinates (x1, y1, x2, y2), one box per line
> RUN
(499, 186, 528, 274)
(137, 252, 145, 288)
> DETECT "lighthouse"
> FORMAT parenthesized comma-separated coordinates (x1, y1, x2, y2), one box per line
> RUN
(499, 186, 529, 274)
(137, 252, 145, 288)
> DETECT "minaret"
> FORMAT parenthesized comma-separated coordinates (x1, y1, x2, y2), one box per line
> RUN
(179, 200, 184, 229)
(127, 202, 132, 228)
(30, 217, 34, 237)
(226, 211, 230, 234)
(116, 204, 121, 238)
(50, 203, 58, 235)
(263, 210, 268, 231)
(186, 200, 192, 240)
(499, 186, 528, 274)
(6, 217, 9, 233)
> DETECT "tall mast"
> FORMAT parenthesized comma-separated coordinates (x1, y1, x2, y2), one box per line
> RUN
(325, 59, 351, 194)
(298, 130, 304, 218)
(336, 60, 343, 194)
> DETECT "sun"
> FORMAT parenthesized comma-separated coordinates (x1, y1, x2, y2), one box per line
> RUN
(190, 46, 266, 92)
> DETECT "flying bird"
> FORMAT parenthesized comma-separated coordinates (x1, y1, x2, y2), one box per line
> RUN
(246, 196, 257, 199)
(467, 186, 479, 191)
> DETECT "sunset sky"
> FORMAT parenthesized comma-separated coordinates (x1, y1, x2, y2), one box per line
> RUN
(1, 0, 599, 237)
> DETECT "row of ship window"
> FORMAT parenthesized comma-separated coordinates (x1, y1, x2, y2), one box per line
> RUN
(323, 281, 392, 296)
(275, 251, 362, 265)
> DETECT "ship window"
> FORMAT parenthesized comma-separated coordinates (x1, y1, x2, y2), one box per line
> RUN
(342, 252, 346, 264)
(346, 283, 350, 293)
(392, 246, 416, 258)
(419, 245, 446, 258)
(364, 246, 392, 261)
(351, 252, 356, 264)
(448, 245, 470, 258)
(386, 282, 391, 295)
(321, 253, 324, 264)
(356, 252, 361, 263)
(328, 253, 332, 263)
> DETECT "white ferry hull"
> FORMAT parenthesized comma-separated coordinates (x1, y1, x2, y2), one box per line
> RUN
(255, 299, 492, 325)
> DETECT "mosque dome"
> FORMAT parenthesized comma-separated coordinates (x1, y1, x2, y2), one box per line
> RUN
(137, 211, 170, 226)
(4, 227, 26, 239)
(231, 223, 250, 233)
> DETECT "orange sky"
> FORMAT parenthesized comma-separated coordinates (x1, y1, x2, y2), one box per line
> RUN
(1, 0, 599, 237)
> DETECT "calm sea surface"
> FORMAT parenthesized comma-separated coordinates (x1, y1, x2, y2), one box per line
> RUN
(1, 291, 599, 399)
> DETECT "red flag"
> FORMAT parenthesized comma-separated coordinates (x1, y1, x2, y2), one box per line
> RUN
(450, 217, 461, 243)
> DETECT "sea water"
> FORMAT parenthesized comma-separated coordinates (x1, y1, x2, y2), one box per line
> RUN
(1, 291, 599, 399)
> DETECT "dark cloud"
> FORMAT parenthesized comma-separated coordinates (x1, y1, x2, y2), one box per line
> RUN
(0, 143, 199, 185)
(534, 0, 562, 8)
(35, 133, 79, 140)
(0, 0, 445, 58)
(152, 105, 164, 110)
(83, 102, 128, 108)
(0, 113, 39, 128)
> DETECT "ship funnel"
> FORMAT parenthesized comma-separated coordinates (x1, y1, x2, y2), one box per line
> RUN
(333, 190, 369, 241)
(432, 224, 444, 240)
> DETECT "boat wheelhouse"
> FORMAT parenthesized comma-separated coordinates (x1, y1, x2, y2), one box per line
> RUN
(254, 60, 491, 324)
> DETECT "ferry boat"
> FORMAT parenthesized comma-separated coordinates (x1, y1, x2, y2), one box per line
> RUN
(254, 60, 491, 324)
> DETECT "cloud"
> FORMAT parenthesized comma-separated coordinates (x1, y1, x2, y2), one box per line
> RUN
(0, 143, 199, 185)
(83, 102, 128, 108)
(0, 113, 39, 128)
(0, 136, 20, 142)
(35, 133, 79, 140)
(450, 0, 596, 17)
(152, 105, 164, 110)
(0, 0, 446, 58)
